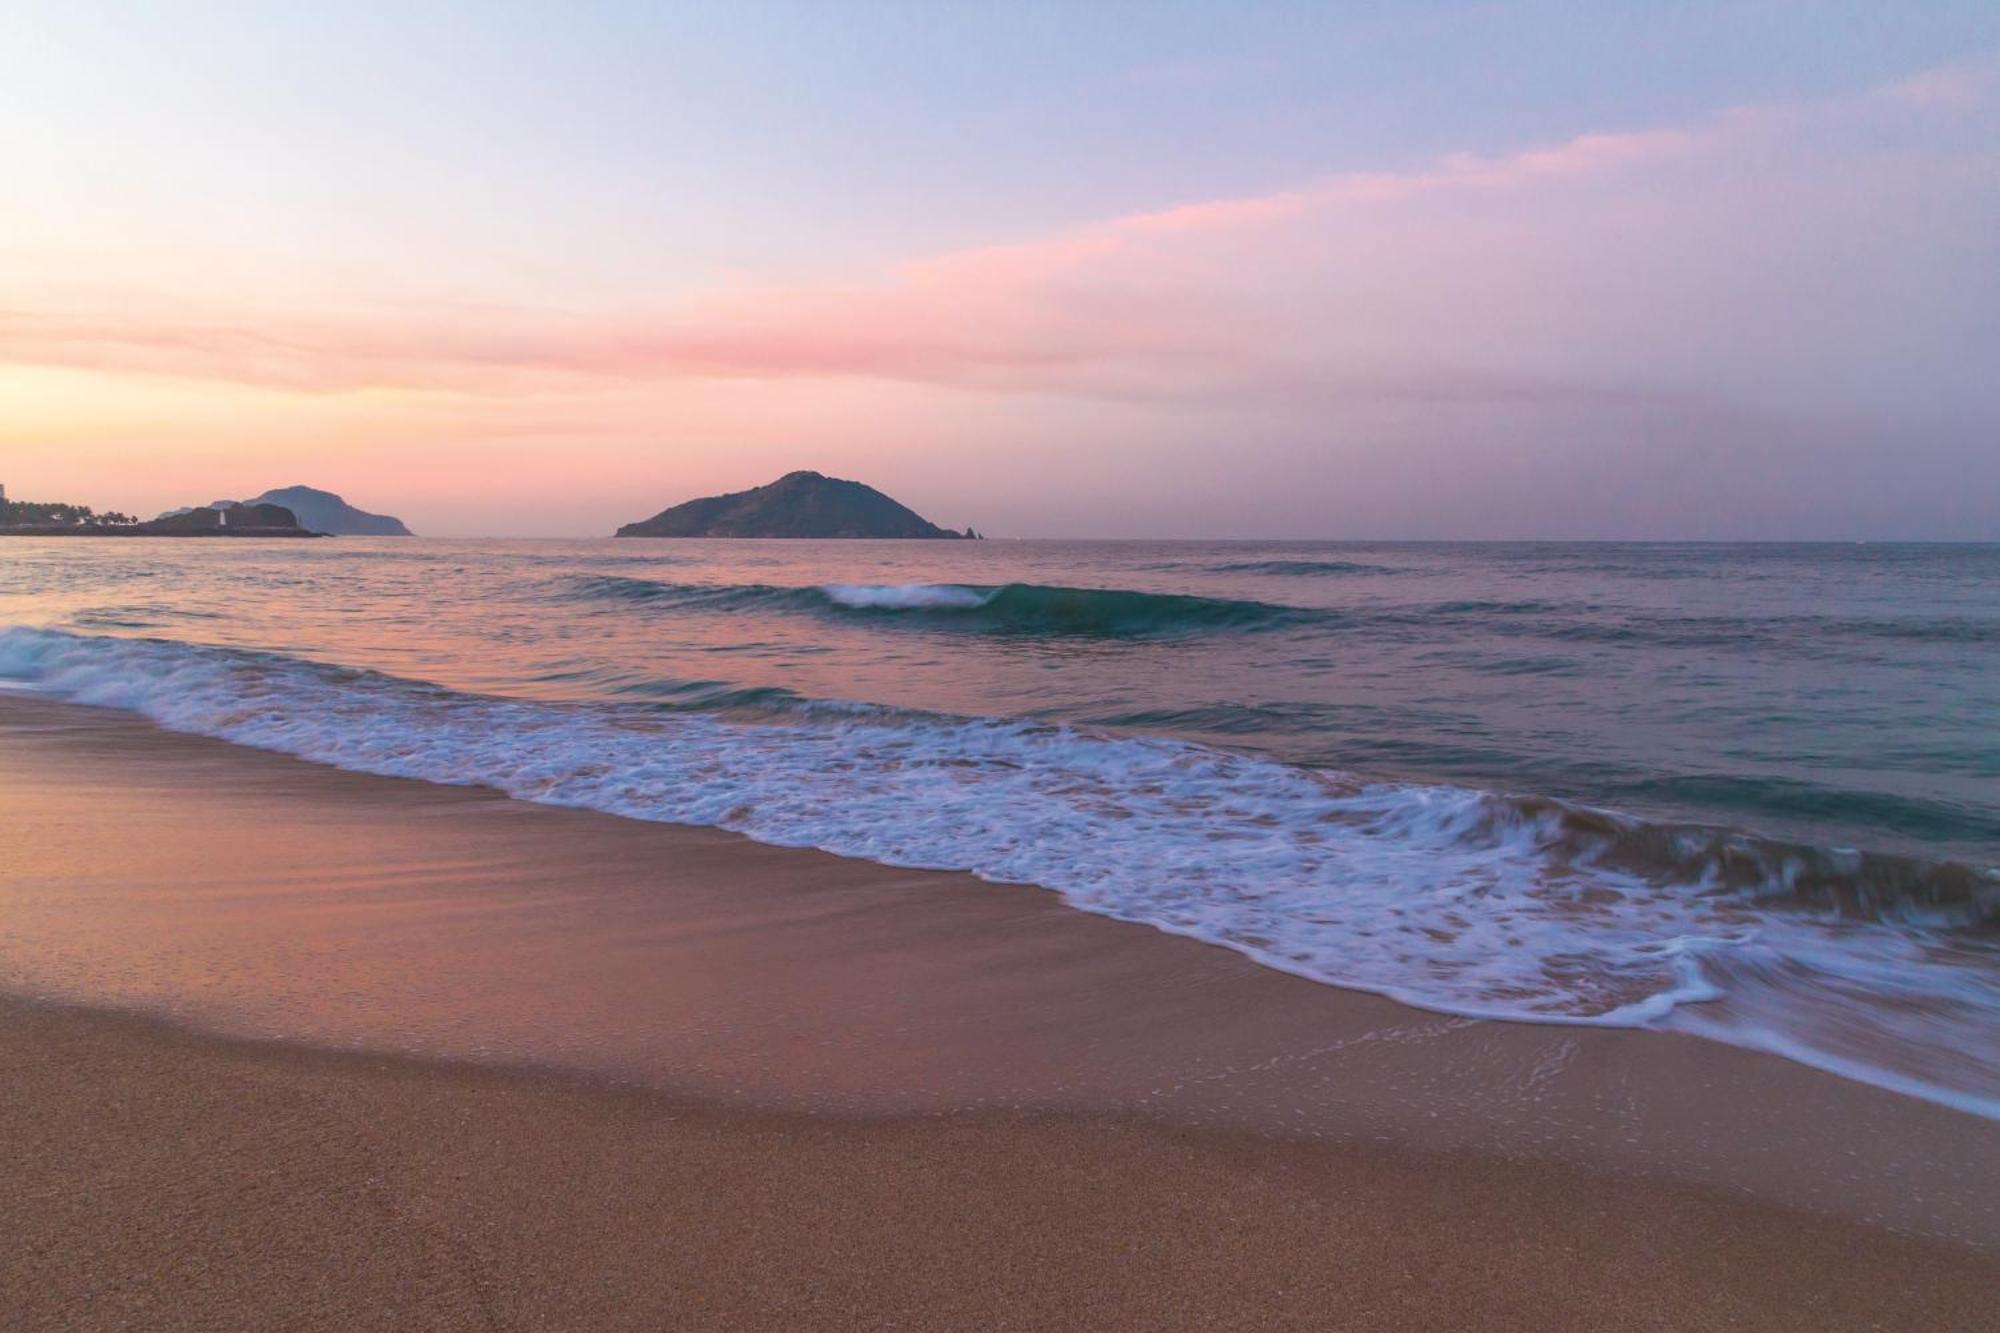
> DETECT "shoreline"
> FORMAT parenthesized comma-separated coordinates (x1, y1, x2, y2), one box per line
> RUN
(9, 624, 1996, 1129)
(4, 693, 2000, 1321)
(0, 528, 324, 538)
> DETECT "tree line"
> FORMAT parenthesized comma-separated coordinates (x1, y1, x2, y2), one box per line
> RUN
(0, 498, 139, 527)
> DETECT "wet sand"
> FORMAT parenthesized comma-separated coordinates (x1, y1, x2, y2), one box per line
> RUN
(3, 695, 1998, 1327)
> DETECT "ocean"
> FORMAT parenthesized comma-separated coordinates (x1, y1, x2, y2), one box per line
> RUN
(2, 537, 1995, 1115)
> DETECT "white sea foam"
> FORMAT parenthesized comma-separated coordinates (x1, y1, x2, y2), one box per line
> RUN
(2, 625, 1996, 1119)
(820, 583, 993, 610)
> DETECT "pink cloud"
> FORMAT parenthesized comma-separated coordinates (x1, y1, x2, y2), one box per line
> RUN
(0, 122, 1697, 398)
(1876, 56, 1997, 109)
(0, 60, 1986, 408)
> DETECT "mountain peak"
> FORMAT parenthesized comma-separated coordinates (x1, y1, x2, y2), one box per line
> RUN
(616, 472, 973, 540)
(242, 486, 413, 536)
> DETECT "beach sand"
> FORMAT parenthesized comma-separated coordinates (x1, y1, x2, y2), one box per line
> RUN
(3, 695, 1998, 1328)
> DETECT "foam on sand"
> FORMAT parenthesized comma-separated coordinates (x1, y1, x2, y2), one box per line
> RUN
(2, 624, 1995, 1118)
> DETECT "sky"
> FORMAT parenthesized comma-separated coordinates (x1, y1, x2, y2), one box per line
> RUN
(2, 1, 1997, 538)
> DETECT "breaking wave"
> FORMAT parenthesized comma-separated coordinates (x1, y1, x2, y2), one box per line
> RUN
(3, 624, 1997, 1119)
(564, 574, 1999, 654)
(565, 577, 1311, 637)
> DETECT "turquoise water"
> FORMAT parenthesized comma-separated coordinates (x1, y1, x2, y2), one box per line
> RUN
(2, 538, 1996, 1112)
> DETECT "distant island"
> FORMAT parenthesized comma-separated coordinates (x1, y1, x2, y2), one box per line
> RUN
(155, 486, 413, 536)
(242, 486, 413, 536)
(0, 496, 321, 538)
(617, 471, 979, 539)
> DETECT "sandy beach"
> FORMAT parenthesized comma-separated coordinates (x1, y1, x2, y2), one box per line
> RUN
(3, 694, 1998, 1329)
(14, 0, 1999, 1322)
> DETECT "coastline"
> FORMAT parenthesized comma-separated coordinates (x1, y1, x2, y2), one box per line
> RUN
(0, 528, 324, 538)
(3, 693, 1999, 1324)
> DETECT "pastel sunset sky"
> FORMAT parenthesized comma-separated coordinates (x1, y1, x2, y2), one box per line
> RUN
(4, 2, 1997, 537)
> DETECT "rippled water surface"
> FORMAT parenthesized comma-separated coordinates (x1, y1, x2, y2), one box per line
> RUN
(3, 538, 1996, 1113)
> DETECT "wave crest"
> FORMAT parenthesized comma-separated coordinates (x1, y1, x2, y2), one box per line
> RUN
(1207, 559, 1397, 576)
(565, 577, 1308, 637)
(822, 583, 992, 610)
